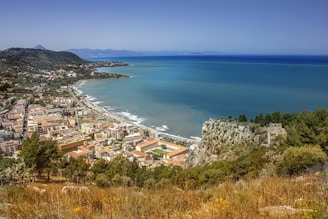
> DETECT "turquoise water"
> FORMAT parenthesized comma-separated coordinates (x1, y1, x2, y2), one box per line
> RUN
(78, 56, 328, 139)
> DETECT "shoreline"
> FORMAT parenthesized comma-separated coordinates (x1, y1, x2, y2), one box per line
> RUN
(69, 80, 199, 144)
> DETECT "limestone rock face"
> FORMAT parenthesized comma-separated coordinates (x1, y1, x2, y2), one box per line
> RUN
(187, 118, 261, 167)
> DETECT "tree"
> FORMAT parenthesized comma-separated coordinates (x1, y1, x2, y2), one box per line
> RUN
(238, 114, 247, 122)
(19, 133, 62, 181)
(285, 109, 328, 153)
(91, 159, 111, 177)
(62, 157, 90, 183)
(264, 113, 272, 125)
(254, 113, 264, 126)
(271, 111, 282, 123)
(105, 155, 138, 180)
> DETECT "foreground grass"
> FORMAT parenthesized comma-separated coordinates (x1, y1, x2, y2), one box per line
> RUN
(0, 175, 327, 218)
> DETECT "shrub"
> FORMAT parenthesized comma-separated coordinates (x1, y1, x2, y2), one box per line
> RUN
(95, 173, 111, 187)
(143, 178, 157, 189)
(277, 145, 327, 175)
(112, 174, 133, 187)
(199, 161, 233, 186)
(232, 147, 267, 180)
(174, 168, 200, 190)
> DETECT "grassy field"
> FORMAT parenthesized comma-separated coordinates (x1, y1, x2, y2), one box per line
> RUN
(0, 174, 327, 218)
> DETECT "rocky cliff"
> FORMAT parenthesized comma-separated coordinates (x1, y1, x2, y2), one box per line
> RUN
(187, 118, 265, 167)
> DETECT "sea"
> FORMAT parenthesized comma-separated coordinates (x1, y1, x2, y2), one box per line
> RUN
(77, 55, 328, 140)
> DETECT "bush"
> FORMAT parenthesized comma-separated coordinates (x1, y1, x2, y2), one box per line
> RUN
(232, 147, 267, 180)
(277, 146, 327, 175)
(143, 178, 157, 189)
(200, 161, 233, 185)
(95, 173, 111, 187)
(175, 168, 200, 190)
(112, 174, 133, 187)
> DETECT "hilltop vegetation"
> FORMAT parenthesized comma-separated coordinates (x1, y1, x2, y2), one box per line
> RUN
(0, 48, 86, 69)
(250, 109, 328, 154)
(0, 47, 128, 101)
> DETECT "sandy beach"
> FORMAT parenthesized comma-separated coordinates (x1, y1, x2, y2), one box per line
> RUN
(69, 81, 198, 144)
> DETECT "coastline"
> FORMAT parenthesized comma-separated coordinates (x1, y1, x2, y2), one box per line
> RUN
(69, 80, 199, 144)
(71, 56, 328, 144)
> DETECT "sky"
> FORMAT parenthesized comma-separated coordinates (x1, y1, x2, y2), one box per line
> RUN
(1, 0, 328, 54)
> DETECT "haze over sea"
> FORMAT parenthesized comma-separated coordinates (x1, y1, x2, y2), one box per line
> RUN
(78, 55, 328, 139)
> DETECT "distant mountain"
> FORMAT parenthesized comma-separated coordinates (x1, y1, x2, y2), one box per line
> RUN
(1, 47, 87, 69)
(68, 48, 224, 58)
(33, 45, 47, 50)
(0, 47, 128, 93)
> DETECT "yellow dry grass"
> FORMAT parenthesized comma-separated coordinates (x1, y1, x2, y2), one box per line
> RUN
(0, 174, 327, 218)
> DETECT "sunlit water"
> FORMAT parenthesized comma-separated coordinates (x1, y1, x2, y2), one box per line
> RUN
(78, 55, 328, 139)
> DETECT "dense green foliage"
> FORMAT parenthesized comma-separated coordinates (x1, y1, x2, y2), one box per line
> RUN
(0, 158, 34, 185)
(1, 48, 86, 69)
(19, 133, 62, 181)
(277, 146, 327, 175)
(251, 111, 297, 126)
(251, 109, 328, 153)
(285, 109, 328, 152)
(61, 157, 90, 183)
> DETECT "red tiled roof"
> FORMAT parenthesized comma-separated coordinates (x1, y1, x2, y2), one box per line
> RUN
(137, 139, 159, 148)
(166, 147, 189, 158)
(133, 150, 148, 157)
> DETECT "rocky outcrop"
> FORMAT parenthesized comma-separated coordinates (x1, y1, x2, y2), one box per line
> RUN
(187, 118, 263, 167)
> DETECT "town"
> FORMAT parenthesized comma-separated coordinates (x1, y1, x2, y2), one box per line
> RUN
(0, 85, 200, 169)
(0, 48, 200, 169)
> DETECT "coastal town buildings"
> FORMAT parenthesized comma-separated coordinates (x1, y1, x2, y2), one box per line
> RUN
(0, 139, 21, 155)
(0, 88, 196, 168)
(135, 138, 189, 167)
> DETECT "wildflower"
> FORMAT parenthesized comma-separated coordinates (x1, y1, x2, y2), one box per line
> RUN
(73, 206, 82, 213)
(213, 197, 228, 211)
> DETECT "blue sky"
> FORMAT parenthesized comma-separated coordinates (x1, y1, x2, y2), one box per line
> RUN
(1, 0, 328, 54)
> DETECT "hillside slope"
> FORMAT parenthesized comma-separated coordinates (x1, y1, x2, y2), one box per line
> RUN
(0, 48, 86, 69)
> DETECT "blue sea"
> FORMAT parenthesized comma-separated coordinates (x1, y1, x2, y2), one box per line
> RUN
(78, 55, 328, 139)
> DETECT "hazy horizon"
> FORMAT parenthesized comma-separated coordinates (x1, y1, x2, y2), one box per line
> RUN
(2, 47, 328, 56)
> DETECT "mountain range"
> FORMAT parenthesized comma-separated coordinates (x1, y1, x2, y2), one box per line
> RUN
(1, 45, 224, 59)
(68, 48, 225, 59)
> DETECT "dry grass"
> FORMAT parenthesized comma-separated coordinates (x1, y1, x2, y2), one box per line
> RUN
(0, 174, 327, 218)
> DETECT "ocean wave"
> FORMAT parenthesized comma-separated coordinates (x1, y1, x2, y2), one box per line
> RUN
(73, 81, 87, 93)
(92, 101, 104, 105)
(74, 89, 83, 95)
(190, 136, 201, 141)
(120, 111, 145, 124)
(85, 95, 96, 101)
(104, 105, 116, 111)
(77, 81, 87, 87)
(155, 125, 169, 132)
(73, 86, 83, 95)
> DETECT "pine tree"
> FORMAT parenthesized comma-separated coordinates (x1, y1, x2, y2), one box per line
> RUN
(19, 133, 62, 181)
